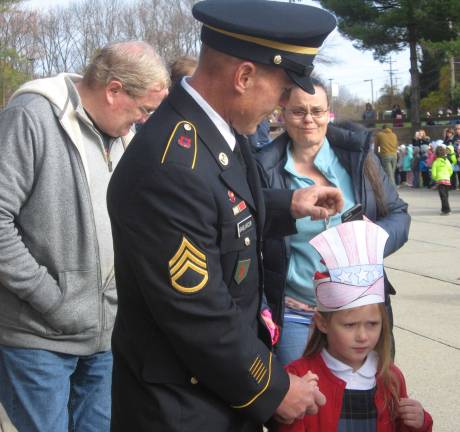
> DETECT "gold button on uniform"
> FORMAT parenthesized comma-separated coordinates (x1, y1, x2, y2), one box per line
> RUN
(219, 152, 229, 166)
(190, 377, 198, 385)
(183, 123, 192, 131)
(244, 237, 251, 246)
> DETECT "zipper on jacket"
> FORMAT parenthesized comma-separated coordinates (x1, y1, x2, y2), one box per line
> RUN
(72, 143, 106, 351)
(103, 141, 114, 172)
(104, 146, 113, 172)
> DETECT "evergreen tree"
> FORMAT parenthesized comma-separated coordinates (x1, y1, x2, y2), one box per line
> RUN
(0, 0, 20, 12)
(318, 0, 460, 129)
(419, 47, 445, 100)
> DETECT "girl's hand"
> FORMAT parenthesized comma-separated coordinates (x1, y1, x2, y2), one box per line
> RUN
(398, 398, 425, 429)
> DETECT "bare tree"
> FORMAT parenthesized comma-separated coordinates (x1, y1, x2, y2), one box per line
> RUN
(8, 0, 202, 82)
(33, 7, 81, 76)
(0, 5, 38, 105)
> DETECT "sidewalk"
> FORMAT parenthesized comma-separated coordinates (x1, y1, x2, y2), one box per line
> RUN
(385, 187, 460, 431)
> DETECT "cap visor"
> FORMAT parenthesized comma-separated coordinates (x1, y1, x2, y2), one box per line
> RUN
(286, 70, 315, 94)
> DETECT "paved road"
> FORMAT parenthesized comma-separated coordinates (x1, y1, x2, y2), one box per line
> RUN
(386, 187, 460, 432)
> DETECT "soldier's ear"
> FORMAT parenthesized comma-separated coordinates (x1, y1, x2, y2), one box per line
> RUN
(233, 61, 257, 95)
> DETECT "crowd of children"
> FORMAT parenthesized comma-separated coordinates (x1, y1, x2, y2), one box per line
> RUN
(394, 127, 459, 215)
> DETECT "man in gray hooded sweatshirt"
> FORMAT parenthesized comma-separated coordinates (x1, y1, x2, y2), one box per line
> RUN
(0, 41, 169, 432)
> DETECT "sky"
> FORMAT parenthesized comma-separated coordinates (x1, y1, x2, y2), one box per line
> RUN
(23, 0, 411, 103)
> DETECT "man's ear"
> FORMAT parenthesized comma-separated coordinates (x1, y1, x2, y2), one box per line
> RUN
(233, 61, 256, 95)
(106, 80, 124, 105)
(314, 312, 329, 334)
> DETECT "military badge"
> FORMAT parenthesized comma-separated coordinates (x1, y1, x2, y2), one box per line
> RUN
(178, 135, 191, 148)
(234, 259, 251, 285)
(168, 236, 208, 294)
(161, 121, 197, 169)
(228, 190, 236, 203)
(232, 200, 246, 216)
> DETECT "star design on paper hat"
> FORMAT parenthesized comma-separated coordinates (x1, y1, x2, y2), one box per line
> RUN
(358, 269, 369, 283)
(337, 271, 352, 284)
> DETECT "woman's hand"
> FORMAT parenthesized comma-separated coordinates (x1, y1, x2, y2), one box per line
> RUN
(290, 185, 344, 220)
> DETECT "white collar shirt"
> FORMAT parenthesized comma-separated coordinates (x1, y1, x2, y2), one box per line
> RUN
(321, 348, 378, 390)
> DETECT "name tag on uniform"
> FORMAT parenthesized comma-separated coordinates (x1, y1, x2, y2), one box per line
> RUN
(237, 215, 253, 238)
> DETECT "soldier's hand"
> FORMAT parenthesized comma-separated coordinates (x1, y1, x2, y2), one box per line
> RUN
(274, 372, 326, 424)
(290, 185, 344, 220)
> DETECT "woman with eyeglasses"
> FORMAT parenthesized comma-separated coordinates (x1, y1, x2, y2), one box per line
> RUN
(255, 77, 410, 366)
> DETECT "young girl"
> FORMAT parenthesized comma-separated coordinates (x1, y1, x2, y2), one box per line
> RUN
(275, 220, 433, 432)
(431, 145, 453, 215)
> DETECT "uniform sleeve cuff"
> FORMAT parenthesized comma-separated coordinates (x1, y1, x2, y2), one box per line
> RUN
(236, 354, 290, 423)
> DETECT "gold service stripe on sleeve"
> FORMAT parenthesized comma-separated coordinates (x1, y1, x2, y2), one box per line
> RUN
(232, 353, 273, 409)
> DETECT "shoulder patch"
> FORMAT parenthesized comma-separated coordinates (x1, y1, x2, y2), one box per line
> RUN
(169, 236, 208, 294)
(161, 121, 197, 169)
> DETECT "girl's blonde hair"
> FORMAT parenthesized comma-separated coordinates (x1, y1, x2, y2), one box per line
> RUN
(304, 303, 400, 418)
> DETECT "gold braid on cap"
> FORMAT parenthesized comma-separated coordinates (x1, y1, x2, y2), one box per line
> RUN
(204, 25, 319, 55)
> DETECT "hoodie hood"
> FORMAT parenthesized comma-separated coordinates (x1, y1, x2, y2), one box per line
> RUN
(9, 73, 132, 183)
(10, 73, 93, 181)
(11, 73, 82, 113)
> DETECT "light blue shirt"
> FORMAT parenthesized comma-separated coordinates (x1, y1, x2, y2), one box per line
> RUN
(284, 138, 356, 304)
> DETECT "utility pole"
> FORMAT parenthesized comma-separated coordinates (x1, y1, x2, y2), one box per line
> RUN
(364, 79, 374, 105)
(449, 21, 455, 102)
(384, 56, 398, 107)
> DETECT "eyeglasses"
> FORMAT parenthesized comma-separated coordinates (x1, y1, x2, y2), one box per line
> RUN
(138, 105, 155, 117)
(285, 108, 329, 119)
(122, 88, 155, 117)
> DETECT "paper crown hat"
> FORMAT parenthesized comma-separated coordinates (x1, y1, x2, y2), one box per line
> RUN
(309, 220, 389, 312)
(192, 0, 336, 94)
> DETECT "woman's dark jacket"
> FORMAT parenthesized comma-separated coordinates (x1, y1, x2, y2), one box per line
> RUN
(256, 123, 411, 326)
(413, 137, 431, 147)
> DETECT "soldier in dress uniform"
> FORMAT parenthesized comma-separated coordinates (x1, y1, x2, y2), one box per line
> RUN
(108, 1, 340, 431)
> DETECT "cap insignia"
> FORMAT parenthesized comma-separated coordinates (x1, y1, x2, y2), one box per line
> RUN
(273, 55, 282, 65)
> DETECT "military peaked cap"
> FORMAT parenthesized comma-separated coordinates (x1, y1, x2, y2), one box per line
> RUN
(192, 0, 336, 94)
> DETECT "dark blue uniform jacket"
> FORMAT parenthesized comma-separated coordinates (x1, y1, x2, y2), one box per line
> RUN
(108, 84, 299, 432)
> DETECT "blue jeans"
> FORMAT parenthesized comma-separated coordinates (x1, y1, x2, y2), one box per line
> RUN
(275, 311, 313, 366)
(0, 345, 112, 432)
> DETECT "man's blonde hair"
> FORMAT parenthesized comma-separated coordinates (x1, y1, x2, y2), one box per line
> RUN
(83, 41, 170, 97)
